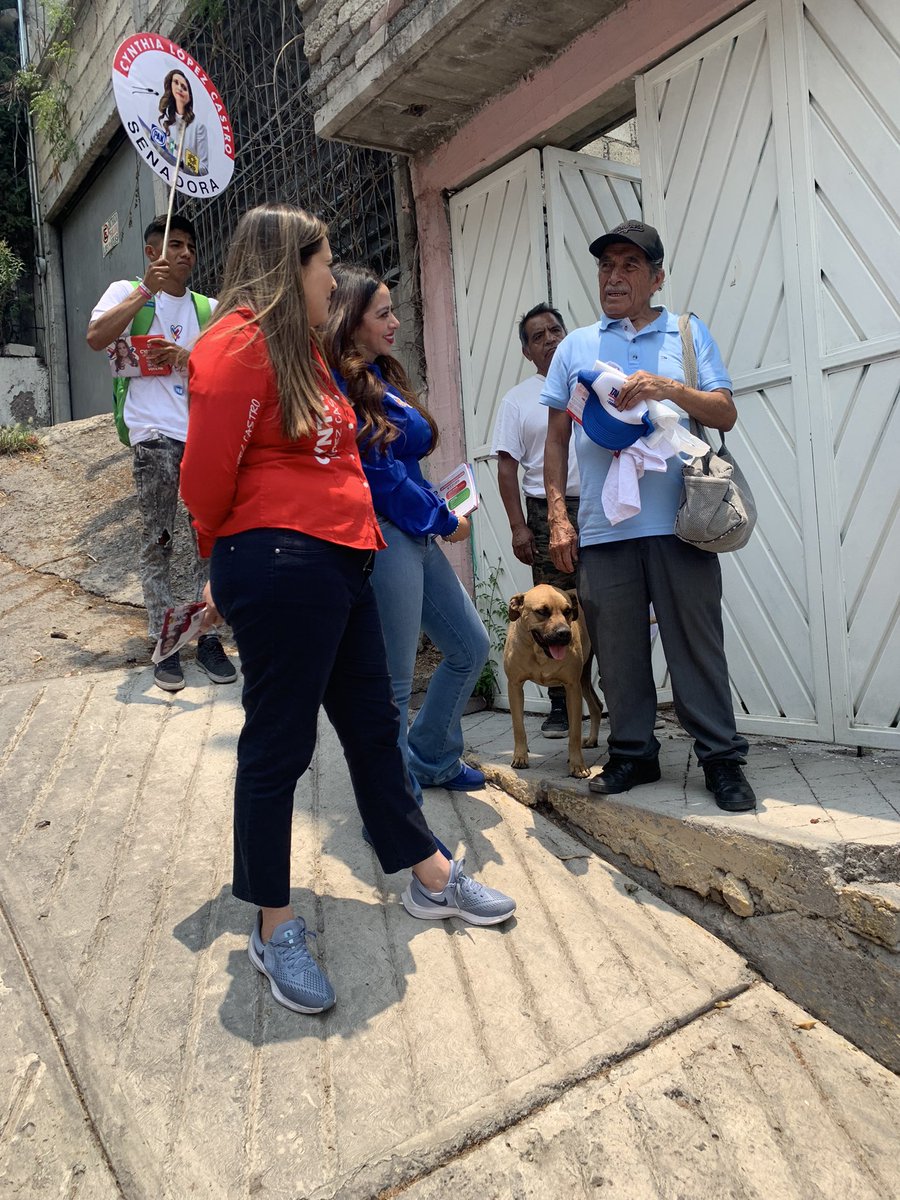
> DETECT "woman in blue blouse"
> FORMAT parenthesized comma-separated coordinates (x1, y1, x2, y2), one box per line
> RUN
(325, 265, 489, 803)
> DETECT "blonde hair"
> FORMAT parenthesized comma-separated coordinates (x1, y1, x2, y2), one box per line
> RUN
(323, 263, 438, 454)
(201, 203, 331, 440)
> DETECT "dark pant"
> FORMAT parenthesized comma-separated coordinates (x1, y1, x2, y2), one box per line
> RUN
(210, 528, 436, 909)
(525, 495, 579, 591)
(577, 536, 748, 764)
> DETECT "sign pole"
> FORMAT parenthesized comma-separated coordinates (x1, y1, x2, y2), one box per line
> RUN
(161, 120, 188, 259)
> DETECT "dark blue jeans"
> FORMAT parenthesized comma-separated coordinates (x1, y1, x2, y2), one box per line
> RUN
(211, 528, 437, 909)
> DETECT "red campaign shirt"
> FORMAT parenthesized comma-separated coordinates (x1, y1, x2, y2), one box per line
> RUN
(181, 310, 385, 557)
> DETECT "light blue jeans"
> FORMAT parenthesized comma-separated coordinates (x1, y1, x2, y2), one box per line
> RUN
(371, 519, 490, 798)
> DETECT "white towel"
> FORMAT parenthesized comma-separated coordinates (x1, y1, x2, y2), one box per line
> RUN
(601, 442, 671, 525)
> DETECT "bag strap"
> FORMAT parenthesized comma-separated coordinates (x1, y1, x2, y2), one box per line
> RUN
(678, 312, 707, 447)
(678, 312, 699, 391)
(678, 312, 727, 455)
(191, 291, 212, 328)
(130, 280, 156, 336)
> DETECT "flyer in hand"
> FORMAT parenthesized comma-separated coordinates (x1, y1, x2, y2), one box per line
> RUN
(106, 334, 172, 378)
(152, 601, 208, 663)
(437, 462, 479, 518)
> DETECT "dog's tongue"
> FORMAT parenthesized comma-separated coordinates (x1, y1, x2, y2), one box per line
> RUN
(548, 644, 568, 661)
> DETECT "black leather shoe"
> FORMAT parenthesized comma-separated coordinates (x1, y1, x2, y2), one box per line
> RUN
(588, 756, 661, 794)
(703, 761, 756, 811)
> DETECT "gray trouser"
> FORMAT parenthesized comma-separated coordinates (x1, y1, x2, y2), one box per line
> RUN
(577, 536, 748, 764)
(131, 435, 210, 641)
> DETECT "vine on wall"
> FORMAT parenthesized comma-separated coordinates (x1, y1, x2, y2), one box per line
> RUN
(12, 0, 76, 165)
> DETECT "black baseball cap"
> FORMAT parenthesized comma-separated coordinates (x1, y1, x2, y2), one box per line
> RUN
(589, 221, 665, 263)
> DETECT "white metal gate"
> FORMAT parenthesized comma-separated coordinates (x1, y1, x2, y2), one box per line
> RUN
(636, 0, 900, 747)
(450, 147, 643, 709)
(449, 151, 547, 711)
(543, 148, 642, 333)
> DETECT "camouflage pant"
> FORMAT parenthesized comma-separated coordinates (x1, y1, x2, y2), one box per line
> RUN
(131, 435, 210, 641)
(525, 495, 580, 703)
(525, 495, 580, 591)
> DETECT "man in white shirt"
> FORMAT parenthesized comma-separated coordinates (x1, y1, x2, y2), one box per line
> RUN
(87, 214, 235, 693)
(491, 303, 581, 737)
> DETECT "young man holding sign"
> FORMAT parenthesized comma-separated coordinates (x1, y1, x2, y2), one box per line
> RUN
(87, 213, 235, 692)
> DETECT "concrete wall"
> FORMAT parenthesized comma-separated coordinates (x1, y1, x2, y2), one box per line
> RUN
(303, 0, 625, 151)
(0, 349, 51, 426)
(302, 0, 464, 127)
(301, 0, 400, 100)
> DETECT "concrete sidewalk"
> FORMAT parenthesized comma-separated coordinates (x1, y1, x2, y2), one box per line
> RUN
(464, 705, 900, 1071)
(2, 665, 899, 1198)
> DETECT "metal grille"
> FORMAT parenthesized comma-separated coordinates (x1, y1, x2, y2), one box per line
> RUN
(176, 0, 399, 296)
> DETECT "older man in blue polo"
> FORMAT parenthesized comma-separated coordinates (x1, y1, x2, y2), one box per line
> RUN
(542, 221, 755, 812)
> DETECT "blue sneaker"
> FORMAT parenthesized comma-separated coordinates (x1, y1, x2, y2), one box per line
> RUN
(248, 913, 335, 1014)
(441, 763, 486, 791)
(401, 857, 516, 926)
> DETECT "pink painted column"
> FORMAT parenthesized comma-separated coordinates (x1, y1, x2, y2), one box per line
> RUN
(410, 172, 473, 589)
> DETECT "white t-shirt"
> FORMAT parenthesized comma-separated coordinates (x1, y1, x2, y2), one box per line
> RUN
(91, 282, 216, 444)
(491, 373, 580, 498)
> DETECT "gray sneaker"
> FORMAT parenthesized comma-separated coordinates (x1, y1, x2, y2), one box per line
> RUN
(248, 913, 335, 1013)
(154, 651, 185, 692)
(401, 857, 516, 926)
(196, 634, 238, 683)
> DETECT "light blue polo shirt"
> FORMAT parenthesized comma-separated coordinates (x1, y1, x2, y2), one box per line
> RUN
(541, 307, 732, 547)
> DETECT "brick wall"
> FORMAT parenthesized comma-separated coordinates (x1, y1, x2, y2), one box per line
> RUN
(301, 0, 428, 106)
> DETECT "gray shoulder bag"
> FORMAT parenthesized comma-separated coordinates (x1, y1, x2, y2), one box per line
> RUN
(674, 312, 757, 553)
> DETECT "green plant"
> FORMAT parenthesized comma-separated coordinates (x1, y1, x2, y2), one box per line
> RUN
(0, 22, 34, 328)
(45, 0, 75, 39)
(472, 557, 509, 706)
(185, 0, 227, 22)
(0, 421, 42, 455)
(30, 80, 75, 160)
(10, 0, 76, 166)
(0, 238, 24, 297)
(0, 237, 24, 342)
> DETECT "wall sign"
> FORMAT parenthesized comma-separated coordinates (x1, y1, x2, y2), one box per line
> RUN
(101, 211, 119, 256)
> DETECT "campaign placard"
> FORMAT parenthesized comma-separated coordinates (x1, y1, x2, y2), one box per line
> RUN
(112, 32, 235, 198)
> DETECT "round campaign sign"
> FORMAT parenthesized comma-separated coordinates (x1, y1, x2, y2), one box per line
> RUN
(111, 32, 235, 198)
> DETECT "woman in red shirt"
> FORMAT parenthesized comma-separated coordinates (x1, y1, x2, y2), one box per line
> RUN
(181, 204, 515, 1015)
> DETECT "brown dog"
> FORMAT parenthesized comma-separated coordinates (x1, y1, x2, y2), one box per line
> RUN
(503, 584, 603, 778)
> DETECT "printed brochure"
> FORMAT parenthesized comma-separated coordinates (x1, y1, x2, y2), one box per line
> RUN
(437, 462, 479, 518)
(152, 601, 208, 663)
(105, 334, 172, 378)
